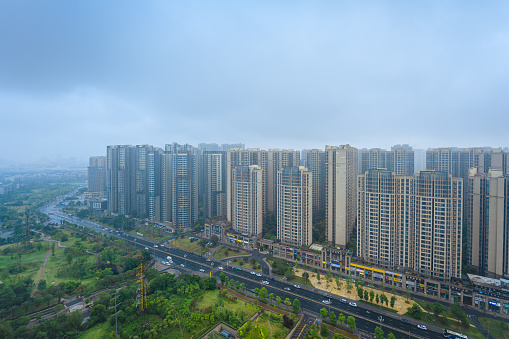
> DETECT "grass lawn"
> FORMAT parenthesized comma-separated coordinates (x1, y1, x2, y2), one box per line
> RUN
(0, 243, 53, 282)
(195, 290, 260, 316)
(250, 311, 290, 339)
(479, 317, 509, 339)
(77, 321, 113, 339)
(213, 246, 250, 260)
(171, 238, 207, 254)
(235, 260, 262, 272)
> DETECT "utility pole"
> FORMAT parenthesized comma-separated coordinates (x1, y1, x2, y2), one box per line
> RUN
(16, 235, 19, 273)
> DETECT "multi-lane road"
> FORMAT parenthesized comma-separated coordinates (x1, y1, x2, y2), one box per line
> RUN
(39, 200, 451, 339)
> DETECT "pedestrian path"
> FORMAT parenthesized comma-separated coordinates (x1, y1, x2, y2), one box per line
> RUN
(291, 313, 314, 339)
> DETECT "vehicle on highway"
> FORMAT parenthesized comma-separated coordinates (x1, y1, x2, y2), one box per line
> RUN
(218, 267, 224, 270)
(144, 247, 149, 250)
(284, 287, 290, 291)
(250, 271, 256, 275)
(261, 281, 269, 285)
(322, 299, 331, 305)
(400, 318, 409, 324)
(167, 256, 172, 260)
(340, 299, 347, 303)
(378, 316, 384, 322)
(154, 244, 158, 247)
(256, 273, 262, 277)
(349, 302, 357, 307)
(294, 285, 300, 288)
(417, 325, 427, 330)
(180, 264, 185, 267)
(442, 329, 467, 339)
(235, 267, 242, 271)
(199, 269, 205, 272)
(206, 259, 211, 262)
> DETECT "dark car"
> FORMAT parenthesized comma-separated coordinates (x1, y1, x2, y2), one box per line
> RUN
(400, 318, 410, 324)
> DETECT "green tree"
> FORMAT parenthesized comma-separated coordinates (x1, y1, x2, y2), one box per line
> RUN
(259, 287, 268, 299)
(235, 281, 240, 289)
(210, 235, 219, 247)
(408, 303, 423, 320)
(219, 272, 226, 284)
(321, 323, 330, 338)
(431, 302, 445, 319)
(295, 261, 299, 271)
(374, 326, 384, 339)
(316, 270, 321, 280)
(293, 298, 301, 313)
(390, 296, 396, 308)
(370, 290, 375, 302)
(284, 298, 291, 306)
(199, 239, 208, 248)
(391, 285, 397, 296)
(254, 288, 259, 297)
(329, 310, 337, 325)
(405, 288, 411, 302)
(338, 313, 345, 325)
(276, 296, 281, 305)
(347, 316, 356, 330)
(376, 293, 380, 304)
(364, 290, 369, 301)
(302, 272, 309, 284)
(346, 277, 352, 293)
(320, 308, 328, 319)
(91, 304, 107, 323)
(327, 266, 332, 282)
(241, 283, 246, 292)
(357, 287, 363, 299)
(269, 293, 274, 304)
(387, 333, 396, 339)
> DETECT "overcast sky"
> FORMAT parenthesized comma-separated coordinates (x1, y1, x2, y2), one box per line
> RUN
(1, 1, 509, 164)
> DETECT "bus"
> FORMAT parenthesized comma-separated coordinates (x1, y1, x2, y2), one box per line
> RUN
(443, 329, 468, 339)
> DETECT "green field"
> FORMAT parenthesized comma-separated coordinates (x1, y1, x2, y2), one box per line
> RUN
(77, 321, 112, 339)
(479, 317, 509, 339)
(213, 245, 250, 260)
(171, 237, 207, 254)
(195, 290, 260, 316)
(250, 311, 289, 339)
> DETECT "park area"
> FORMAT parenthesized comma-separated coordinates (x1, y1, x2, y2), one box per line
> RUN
(239, 310, 290, 339)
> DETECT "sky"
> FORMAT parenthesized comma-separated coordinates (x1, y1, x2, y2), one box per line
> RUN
(1, 1, 509, 165)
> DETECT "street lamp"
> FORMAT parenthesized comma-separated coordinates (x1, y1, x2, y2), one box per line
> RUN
(184, 254, 187, 267)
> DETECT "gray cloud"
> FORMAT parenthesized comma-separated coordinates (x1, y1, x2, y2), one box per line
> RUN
(1, 1, 509, 163)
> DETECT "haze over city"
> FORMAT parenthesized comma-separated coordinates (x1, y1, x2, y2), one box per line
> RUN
(1, 1, 509, 165)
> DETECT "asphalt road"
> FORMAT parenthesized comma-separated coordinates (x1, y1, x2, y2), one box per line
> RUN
(39, 200, 451, 339)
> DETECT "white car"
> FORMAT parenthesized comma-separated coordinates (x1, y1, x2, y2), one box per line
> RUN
(294, 285, 301, 289)
(250, 271, 256, 275)
(144, 247, 148, 250)
(322, 299, 331, 305)
(262, 281, 269, 285)
(417, 325, 427, 330)
(349, 302, 357, 307)
(218, 267, 224, 270)
(284, 287, 291, 291)
(154, 244, 158, 247)
(180, 264, 185, 267)
(199, 269, 205, 272)
(206, 259, 211, 262)
(256, 273, 262, 277)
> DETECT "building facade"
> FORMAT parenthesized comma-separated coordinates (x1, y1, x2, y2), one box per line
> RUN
(203, 151, 227, 219)
(304, 149, 326, 212)
(88, 156, 107, 195)
(277, 166, 312, 246)
(232, 165, 263, 237)
(468, 168, 509, 278)
(107, 145, 136, 215)
(325, 145, 358, 247)
(267, 149, 300, 214)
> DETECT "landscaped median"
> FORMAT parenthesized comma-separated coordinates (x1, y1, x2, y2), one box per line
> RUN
(213, 245, 250, 260)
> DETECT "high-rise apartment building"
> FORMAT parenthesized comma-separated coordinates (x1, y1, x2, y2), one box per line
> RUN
(161, 143, 198, 228)
(107, 145, 136, 215)
(468, 168, 509, 278)
(267, 149, 300, 214)
(226, 148, 267, 221)
(325, 145, 358, 247)
(203, 151, 226, 219)
(358, 169, 463, 281)
(359, 145, 414, 175)
(304, 149, 326, 212)
(277, 167, 312, 246)
(232, 165, 263, 237)
(88, 156, 106, 195)
(147, 148, 163, 221)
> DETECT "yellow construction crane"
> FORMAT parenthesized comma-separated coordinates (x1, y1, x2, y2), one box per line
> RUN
(136, 262, 147, 312)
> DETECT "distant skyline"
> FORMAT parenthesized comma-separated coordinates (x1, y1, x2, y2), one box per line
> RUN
(2, 1, 509, 164)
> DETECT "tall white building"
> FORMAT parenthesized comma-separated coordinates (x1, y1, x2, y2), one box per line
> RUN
(358, 169, 463, 281)
(267, 149, 300, 214)
(226, 148, 267, 221)
(232, 165, 263, 237)
(325, 145, 358, 247)
(203, 151, 226, 218)
(277, 167, 312, 246)
(304, 149, 325, 212)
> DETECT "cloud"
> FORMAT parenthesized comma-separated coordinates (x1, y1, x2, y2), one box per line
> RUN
(1, 1, 509, 163)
